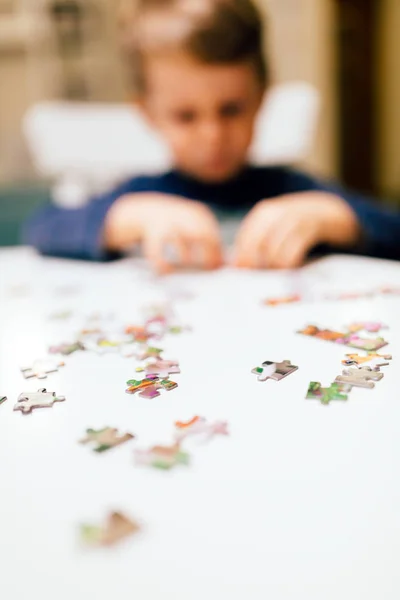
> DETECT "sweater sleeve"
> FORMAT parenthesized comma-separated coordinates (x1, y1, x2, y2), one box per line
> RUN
(22, 176, 163, 261)
(282, 169, 400, 261)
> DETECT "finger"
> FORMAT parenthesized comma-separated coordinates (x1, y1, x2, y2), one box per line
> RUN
(194, 234, 224, 270)
(142, 232, 175, 274)
(259, 219, 299, 269)
(234, 219, 264, 268)
(267, 232, 310, 269)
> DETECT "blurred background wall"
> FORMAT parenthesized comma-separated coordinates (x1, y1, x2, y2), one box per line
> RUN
(0, 0, 399, 199)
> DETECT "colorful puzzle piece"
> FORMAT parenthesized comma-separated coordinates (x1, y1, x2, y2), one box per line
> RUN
(135, 346, 163, 361)
(174, 416, 229, 441)
(252, 360, 298, 382)
(145, 359, 180, 378)
(263, 294, 302, 307)
(49, 341, 84, 356)
(342, 352, 392, 369)
(135, 442, 189, 470)
(298, 324, 389, 350)
(347, 322, 387, 334)
(125, 326, 152, 343)
(335, 367, 384, 390)
(80, 511, 140, 547)
(14, 388, 66, 414)
(346, 335, 388, 352)
(125, 377, 177, 398)
(20, 359, 65, 380)
(297, 325, 347, 342)
(79, 428, 135, 453)
(306, 382, 349, 405)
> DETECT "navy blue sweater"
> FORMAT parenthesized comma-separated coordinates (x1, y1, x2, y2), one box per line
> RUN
(23, 166, 400, 261)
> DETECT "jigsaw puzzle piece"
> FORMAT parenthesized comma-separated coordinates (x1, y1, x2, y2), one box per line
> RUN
(135, 442, 189, 470)
(335, 367, 383, 390)
(342, 352, 391, 369)
(347, 322, 387, 334)
(297, 325, 347, 342)
(80, 511, 140, 547)
(252, 360, 298, 382)
(306, 382, 349, 405)
(125, 376, 160, 394)
(174, 416, 229, 442)
(346, 335, 388, 352)
(49, 342, 84, 356)
(20, 359, 65, 380)
(145, 359, 180, 378)
(79, 428, 135, 452)
(14, 388, 66, 414)
(0, 396, 7, 406)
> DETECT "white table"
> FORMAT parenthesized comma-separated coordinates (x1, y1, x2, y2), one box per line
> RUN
(1, 248, 400, 600)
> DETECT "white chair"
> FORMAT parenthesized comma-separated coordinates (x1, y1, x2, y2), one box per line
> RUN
(23, 82, 320, 207)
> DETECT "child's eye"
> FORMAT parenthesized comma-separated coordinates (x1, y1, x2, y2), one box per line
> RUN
(220, 102, 245, 118)
(173, 110, 196, 124)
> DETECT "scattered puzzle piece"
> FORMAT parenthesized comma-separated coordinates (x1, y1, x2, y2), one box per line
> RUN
(49, 342, 84, 356)
(174, 416, 229, 442)
(335, 367, 384, 390)
(20, 359, 65, 380)
(263, 295, 302, 307)
(135, 442, 189, 470)
(342, 352, 392, 369)
(297, 325, 347, 341)
(252, 360, 298, 382)
(0, 396, 7, 406)
(145, 359, 180, 378)
(80, 511, 140, 547)
(135, 346, 163, 361)
(347, 322, 388, 334)
(298, 324, 389, 350)
(126, 377, 177, 398)
(306, 382, 349, 405)
(125, 326, 152, 343)
(79, 428, 135, 453)
(14, 388, 66, 414)
(346, 335, 388, 352)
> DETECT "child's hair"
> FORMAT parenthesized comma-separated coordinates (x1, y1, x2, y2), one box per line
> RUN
(119, 0, 269, 96)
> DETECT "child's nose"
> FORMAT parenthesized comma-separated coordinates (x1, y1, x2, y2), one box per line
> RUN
(200, 118, 226, 147)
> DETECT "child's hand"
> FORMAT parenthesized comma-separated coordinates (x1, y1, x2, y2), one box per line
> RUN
(234, 192, 361, 269)
(105, 193, 223, 273)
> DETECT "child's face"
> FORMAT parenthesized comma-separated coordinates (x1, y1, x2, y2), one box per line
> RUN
(139, 53, 265, 183)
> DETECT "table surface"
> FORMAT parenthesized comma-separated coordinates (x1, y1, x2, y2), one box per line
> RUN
(2, 247, 400, 600)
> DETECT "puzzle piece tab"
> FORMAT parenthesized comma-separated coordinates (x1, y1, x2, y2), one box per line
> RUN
(135, 346, 163, 361)
(14, 388, 66, 414)
(135, 442, 189, 470)
(49, 341, 84, 356)
(79, 428, 135, 453)
(335, 367, 384, 390)
(252, 360, 298, 382)
(20, 359, 65, 380)
(80, 511, 140, 547)
(306, 382, 349, 405)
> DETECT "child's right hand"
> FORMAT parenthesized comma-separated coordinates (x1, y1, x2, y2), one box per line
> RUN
(104, 193, 223, 273)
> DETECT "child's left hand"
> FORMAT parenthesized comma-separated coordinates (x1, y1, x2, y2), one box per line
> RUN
(233, 192, 361, 269)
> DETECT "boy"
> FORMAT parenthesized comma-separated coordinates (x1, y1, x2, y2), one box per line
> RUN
(23, 0, 400, 272)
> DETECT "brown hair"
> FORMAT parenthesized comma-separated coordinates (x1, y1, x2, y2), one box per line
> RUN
(119, 0, 269, 95)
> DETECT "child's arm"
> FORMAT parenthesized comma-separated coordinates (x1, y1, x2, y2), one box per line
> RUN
(235, 169, 400, 269)
(23, 176, 223, 272)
